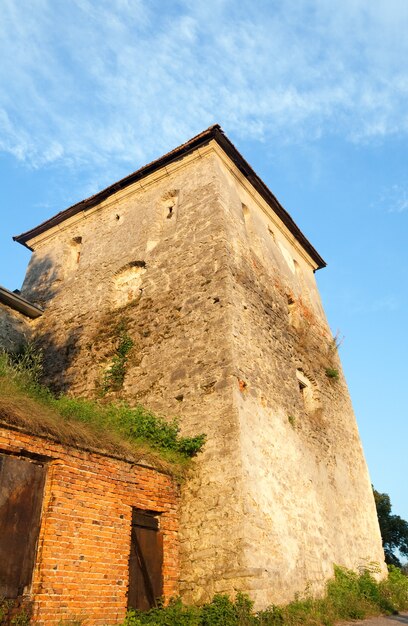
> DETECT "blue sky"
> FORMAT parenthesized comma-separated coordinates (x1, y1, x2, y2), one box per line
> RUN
(1, 0, 407, 523)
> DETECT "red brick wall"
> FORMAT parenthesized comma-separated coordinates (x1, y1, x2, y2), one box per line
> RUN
(0, 427, 180, 625)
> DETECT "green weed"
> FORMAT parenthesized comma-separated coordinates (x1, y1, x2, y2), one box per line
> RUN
(120, 566, 408, 626)
(325, 368, 339, 381)
(380, 565, 408, 611)
(102, 325, 134, 393)
(0, 349, 205, 462)
(0, 599, 30, 626)
(288, 415, 296, 428)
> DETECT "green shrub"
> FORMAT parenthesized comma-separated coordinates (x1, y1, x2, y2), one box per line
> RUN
(122, 611, 144, 626)
(325, 565, 366, 619)
(0, 598, 13, 623)
(325, 368, 339, 380)
(201, 593, 255, 626)
(0, 344, 44, 392)
(0, 348, 205, 460)
(11, 610, 30, 626)
(125, 598, 201, 625)
(51, 395, 205, 459)
(0, 598, 30, 626)
(8, 342, 44, 384)
(380, 565, 408, 611)
(119, 566, 408, 626)
(102, 329, 134, 393)
(123, 594, 254, 626)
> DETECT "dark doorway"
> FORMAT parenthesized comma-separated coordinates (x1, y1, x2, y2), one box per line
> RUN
(128, 509, 163, 611)
(0, 453, 47, 598)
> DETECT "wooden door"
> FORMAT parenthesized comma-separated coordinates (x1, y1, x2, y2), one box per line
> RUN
(0, 453, 46, 598)
(128, 509, 163, 611)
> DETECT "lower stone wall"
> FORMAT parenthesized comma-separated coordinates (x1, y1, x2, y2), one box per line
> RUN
(0, 427, 180, 625)
(0, 303, 32, 352)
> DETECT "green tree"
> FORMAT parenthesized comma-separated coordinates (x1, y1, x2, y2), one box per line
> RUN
(373, 488, 408, 567)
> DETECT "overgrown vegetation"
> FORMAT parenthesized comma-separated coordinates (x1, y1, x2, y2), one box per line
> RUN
(329, 331, 344, 354)
(288, 414, 296, 428)
(323, 332, 342, 382)
(0, 598, 30, 625)
(325, 368, 339, 380)
(287, 293, 342, 386)
(0, 345, 205, 469)
(120, 565, 408, 626)
(102, 322, 134, 393)
(7, 341, 44, 384)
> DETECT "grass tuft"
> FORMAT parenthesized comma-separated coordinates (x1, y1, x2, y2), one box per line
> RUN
(325, 368, 339, 381)
(0, 349, 205, 475)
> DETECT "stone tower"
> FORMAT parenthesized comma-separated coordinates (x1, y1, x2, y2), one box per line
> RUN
(14, 125, 385, 608)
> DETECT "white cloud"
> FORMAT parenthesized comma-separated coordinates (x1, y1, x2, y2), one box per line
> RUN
(329, 290, 399, 317)
(377, 184, 408, 214)
(1, 0, 408, 169)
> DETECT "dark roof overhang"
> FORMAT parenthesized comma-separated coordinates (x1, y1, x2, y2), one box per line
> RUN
(13, 125, 326, 269)
(0, 286, 43, 319)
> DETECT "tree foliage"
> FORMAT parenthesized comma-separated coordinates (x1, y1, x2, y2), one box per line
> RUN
(373, 488, 408, 567)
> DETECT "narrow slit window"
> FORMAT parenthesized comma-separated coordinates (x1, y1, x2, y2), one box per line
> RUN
(160, 191, 179, 228)
(72, 236, 82, 263)
(267, 225, 276, 241)
(296, 369, 315, 413)
(66, 236, 82, 274)
(287, 295, 296, 325)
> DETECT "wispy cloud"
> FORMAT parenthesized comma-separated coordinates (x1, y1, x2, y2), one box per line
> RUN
(1, 0, 408, 169)
(328, 290, 399, 317)
(376, 184, 408, 214)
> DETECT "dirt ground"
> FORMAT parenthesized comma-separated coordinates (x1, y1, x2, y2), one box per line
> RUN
(341, 614, 408, 626)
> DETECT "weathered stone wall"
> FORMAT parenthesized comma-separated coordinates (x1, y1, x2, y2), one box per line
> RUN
(0, 303, 32, 352)
(19, 143, 385, 609)
(0, 426, 179, 625)
(212, 156, 386, 605)
(21, 151, 246, 604)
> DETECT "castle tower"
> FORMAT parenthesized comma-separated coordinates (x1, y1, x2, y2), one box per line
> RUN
(15, 126, 385, 608)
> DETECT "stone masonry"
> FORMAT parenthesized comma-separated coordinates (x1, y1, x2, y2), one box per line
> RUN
(0, 286, 42, 352)
(0, 304, 31, 352)
(14, 125, 386, 609)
